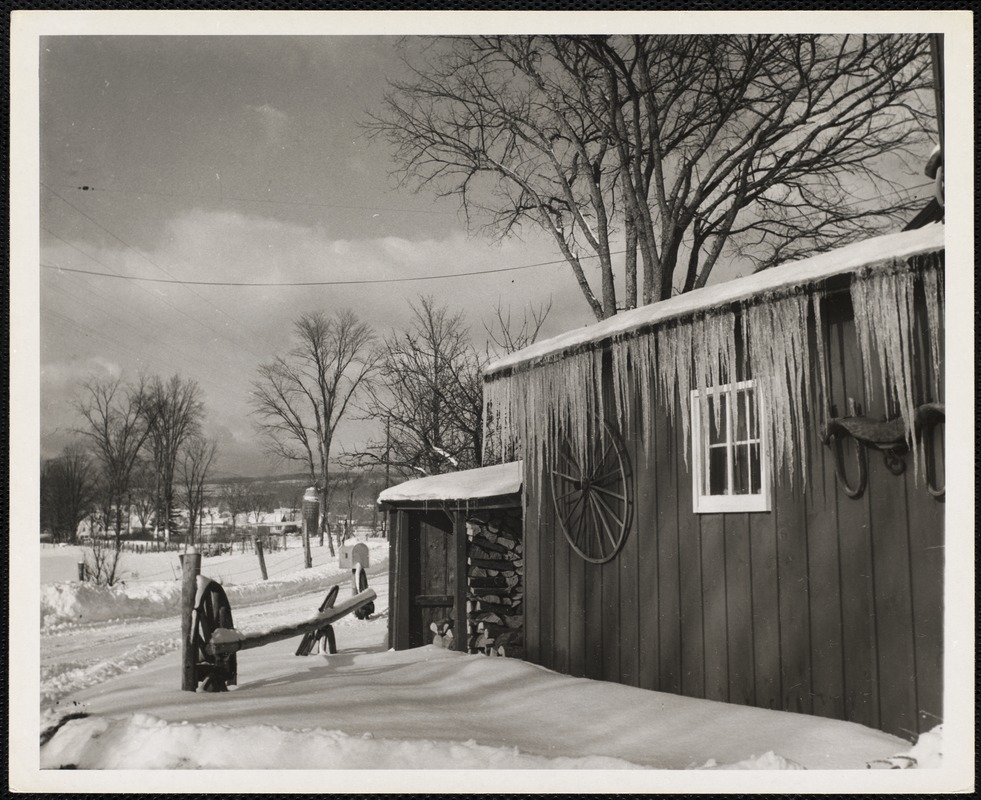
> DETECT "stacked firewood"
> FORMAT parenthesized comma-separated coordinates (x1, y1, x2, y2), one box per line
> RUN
(430, 618, 454, 649)
(465, 510, 523, 658)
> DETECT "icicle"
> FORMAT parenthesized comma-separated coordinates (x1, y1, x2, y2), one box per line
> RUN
(920, 257, 945, 402)
(743, 291, 811, 483)
(811, 290, 830, 416)
(851, 264, 918, 445)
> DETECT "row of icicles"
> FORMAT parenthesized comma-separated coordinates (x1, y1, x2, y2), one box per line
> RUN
(483, 253, 944, 499)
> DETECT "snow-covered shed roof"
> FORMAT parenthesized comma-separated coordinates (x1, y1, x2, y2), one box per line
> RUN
(484, 224, 945, 379)
(377, 461, 523, 506)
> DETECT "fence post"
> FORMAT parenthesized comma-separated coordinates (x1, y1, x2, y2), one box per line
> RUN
(255, 537, 268, 581)
(77, 561, 85, 582)
(180, 546, 202, 691)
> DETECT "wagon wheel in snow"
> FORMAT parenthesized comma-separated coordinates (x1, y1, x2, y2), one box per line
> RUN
(192, 578, 237, 692)
(550, 419, 632, 564)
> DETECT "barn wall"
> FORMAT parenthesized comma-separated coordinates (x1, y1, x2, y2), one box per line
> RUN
(525, 289, 944, 740)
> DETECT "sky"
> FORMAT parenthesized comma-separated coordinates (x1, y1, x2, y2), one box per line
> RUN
(39, 35, 595, 477)
(36, 28, 943, 479)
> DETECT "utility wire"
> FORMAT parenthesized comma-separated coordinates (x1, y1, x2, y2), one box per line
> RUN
(40, 253, 581, 287)
(42, 180, 934, 289)
(42, 183, 269, 360)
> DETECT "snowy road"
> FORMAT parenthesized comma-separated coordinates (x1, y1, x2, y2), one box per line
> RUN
(41, 551, 390, 716)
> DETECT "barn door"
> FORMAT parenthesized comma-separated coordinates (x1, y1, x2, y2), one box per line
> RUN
(407, 510, 457, 648)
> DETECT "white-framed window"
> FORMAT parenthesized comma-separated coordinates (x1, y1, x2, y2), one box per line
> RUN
(691, 380, 770, 514)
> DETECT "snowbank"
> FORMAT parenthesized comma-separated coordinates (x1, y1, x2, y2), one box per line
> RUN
(45, 639, 917, 772)
(41, 541, 388, 628)
(41, 713, 647, 770)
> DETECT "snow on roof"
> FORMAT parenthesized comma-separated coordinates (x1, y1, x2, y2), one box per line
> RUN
(485, 224, 945, 378)
(377, 461, 522, 505)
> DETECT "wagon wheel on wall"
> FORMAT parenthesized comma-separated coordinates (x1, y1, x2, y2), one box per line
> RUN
(550, 419, 633, 564)
(192, 578, 237, 692)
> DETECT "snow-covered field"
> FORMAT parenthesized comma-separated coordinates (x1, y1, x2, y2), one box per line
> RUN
(22, 539, 957, 792)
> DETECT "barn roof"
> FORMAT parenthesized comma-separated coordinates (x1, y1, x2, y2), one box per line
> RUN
(377, 461, 523, 506)
(484, 224, 945, 379)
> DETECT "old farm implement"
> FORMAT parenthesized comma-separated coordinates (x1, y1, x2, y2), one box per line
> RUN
(180, 548, 377, 692)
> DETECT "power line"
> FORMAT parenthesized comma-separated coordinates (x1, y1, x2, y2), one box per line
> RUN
(41, 179, 934, 289)
(41, 252, 587, 287)
(42, 183, 269, 360)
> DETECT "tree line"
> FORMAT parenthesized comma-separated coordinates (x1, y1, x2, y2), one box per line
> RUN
(41, 374, 217, 546)
(41, 297, 544, 553)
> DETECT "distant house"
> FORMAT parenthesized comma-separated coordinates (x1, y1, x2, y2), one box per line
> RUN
(476, 224, 944, 741)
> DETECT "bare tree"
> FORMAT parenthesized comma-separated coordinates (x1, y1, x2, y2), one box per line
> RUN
(74, 376, 152, 544)
(143, 375, 204, 542)
(251, 309, 378, 556)
(129, 457, 157, 535)
(83, 534, 125, 587)
(356, 297, 484, 479)
(178, 437, 218, 548)
(219, 480, 251, 540)
(244, 483, 271, 525)
(40, 442, 98, 542)
(353, 297, 549, 479)
(484, 298, 553, 356)
(368, 34, 932, 319)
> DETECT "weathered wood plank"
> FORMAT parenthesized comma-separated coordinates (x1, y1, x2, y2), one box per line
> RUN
(805, 398, 845, 722)
(524, 490, 541, 666)
(831, 306, 880, 730)
(906, 469, 945, 735)
(393, 511, 411, 650)
(775, 460, 812, 716)
(636, 443, 659, 692)
(209, 589, 377, 655)
(568, 530, 587, 679)
(724, 513, 755, 708)
(749, 509, 780, 710)
(538, 493, 555, 671)
(584, 560, 604, 681)
(867, 450, 919, 740)
(552, 496, 571, 676)
(700, 514, 728, 702)
(619, 464, 641, 687)
(677, 441, 704, 699)
(601, 545, 620, 684)
(656, 411, 681, 696)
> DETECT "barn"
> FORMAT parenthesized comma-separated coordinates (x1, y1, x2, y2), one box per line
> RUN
(482, 223, 945, 740)
(378, 462, 525, 656)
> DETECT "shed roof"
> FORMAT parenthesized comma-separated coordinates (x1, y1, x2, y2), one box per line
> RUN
(484, 224, 944, 379)
(377, 461, 523, 506)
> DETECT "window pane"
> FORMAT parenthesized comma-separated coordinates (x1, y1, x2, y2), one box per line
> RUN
(708, 393, 727, 445)
(733, 444, 751, 494)
(749, 443, 762, 494)
(736, 387, 758, 441)
(709, 446, 727, 495)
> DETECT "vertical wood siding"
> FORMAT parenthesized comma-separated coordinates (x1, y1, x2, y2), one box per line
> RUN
(525, 290, 943, 740)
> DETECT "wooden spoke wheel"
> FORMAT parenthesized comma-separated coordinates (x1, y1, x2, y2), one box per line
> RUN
(550, 420, 632, 564)
(192, 579, 237, 692)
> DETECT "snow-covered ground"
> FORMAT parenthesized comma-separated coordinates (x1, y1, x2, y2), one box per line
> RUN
(21, 538, 960, 793)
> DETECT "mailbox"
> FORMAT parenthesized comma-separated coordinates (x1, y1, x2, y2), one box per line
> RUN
(339, 542, 369, 570)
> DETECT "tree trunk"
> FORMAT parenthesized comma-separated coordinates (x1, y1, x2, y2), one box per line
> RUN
(624, 213, 638, 310)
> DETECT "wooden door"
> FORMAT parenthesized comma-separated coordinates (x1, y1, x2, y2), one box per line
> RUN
(407, 510, 456, 648)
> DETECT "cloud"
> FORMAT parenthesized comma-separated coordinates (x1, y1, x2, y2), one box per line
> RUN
(246, 103, 291, 146)
(40, 207, 594, 475)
